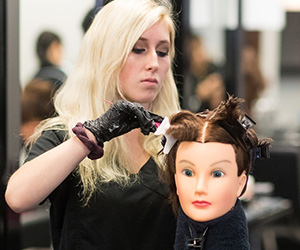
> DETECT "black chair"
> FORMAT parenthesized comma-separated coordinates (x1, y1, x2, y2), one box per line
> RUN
(252, 145, 300, 222)
(251, 145, 300, 250)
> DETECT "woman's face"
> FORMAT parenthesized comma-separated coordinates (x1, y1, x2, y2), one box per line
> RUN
(174, 142, 247, 222)
(119, 20, 171, 109)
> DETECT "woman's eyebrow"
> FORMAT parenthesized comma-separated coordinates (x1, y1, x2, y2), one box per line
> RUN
(137, 37, 170, 46)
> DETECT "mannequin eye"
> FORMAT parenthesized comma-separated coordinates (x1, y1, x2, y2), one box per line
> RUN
(183, 169, 194, 177)
(212, 171, 224, 178)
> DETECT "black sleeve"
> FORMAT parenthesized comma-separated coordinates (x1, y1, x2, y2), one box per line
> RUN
(25, 130, 67, 163)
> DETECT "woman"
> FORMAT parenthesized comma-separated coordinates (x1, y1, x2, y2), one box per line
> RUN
(159, 96, 271, 249)
(5, 0, 180, 249)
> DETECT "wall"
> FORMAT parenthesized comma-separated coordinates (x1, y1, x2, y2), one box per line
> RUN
(20, 0, 95, 88)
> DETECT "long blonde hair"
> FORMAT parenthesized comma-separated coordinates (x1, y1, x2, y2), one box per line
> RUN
(29, 0, 180, 202)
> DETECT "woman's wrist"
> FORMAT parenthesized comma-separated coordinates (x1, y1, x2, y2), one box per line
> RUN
(72, 122, 104, 160)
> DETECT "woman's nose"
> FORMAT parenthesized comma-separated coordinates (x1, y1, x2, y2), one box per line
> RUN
(146, 50, 159, 71)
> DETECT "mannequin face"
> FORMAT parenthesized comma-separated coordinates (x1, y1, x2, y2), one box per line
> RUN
(174, 142, 247, 222)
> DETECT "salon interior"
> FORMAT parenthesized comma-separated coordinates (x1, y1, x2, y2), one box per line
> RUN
(1, 0, 300, 249)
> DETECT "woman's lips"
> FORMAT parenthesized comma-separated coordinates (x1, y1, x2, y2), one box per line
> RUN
(142, 78, 158, 85)
(192, 200, 211, 208)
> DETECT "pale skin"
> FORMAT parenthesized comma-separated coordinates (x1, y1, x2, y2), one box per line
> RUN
(5, 20, 171, 213)
(175, 142, 247, 222)
(119, 20, 170, 109)
(46, 41, 63, 66)
(196, 73, 225, 110)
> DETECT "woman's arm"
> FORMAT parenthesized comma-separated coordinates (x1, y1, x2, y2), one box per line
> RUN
(5, 135, 91, 213)
(5, 100, 161, 213)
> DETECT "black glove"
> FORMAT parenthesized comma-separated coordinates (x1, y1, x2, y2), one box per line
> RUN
(83, 100, 163, 145)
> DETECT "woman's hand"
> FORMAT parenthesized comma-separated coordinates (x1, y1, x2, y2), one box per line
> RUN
(83, 100, 163, 144)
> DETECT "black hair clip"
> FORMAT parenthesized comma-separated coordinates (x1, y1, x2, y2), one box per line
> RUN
(238, 115, 256, 131)
(253, 144, 270, 160)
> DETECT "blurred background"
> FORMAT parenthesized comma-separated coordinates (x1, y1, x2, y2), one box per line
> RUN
(2, 0, 300, 249)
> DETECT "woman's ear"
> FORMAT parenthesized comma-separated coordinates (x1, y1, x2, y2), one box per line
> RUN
(237, 171, 247, 197)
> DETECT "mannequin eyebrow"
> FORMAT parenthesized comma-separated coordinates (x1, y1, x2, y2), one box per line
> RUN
(177, 160, 195, 166)
(177, 159, 232, 168)
(211, 160, 231, 167)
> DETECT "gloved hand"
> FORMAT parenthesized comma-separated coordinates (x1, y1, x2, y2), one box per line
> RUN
(83, 100, 163, 145)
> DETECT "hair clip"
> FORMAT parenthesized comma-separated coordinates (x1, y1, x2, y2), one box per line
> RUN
(238, 115, 256, 131)
(218, 114, 256, 152)
(253, 144, 270, 160)
(154, 117, 177, 154)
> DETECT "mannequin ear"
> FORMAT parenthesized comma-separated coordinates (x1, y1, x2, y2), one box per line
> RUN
(237, 172, 247, 197)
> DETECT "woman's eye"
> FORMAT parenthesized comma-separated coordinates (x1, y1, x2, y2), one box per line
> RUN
(183, 169, 193, 177)
(132, 48, 145, 54)
(156, 50, 169, 57)
(212, 171, 224, 178)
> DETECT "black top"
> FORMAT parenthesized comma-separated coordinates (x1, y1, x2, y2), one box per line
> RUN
(34, 66, 66, 89)
(174, 199, 250, 250)
(26, 130, 176, 250)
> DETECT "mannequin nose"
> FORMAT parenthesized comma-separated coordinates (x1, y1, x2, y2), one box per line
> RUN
(195, 176, 208, 195)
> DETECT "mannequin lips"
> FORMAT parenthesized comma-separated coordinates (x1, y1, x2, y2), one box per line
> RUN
(192, 200, 211, 208)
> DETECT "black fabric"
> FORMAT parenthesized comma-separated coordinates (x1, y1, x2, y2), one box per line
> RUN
(174, 199, 250, 250)
(26, 130, 176, 250)
(34, 66, 66, 89)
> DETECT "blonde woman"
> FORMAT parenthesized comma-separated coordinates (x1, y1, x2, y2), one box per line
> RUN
(5, 0, 180, 249)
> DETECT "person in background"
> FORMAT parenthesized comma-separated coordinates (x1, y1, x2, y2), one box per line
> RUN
(82, 8, 95, 33)
(185, 34, 225, 112)
(21, 79, 56, 143)
(158, 95, 271, 249)
(242, 45, 267, 115)
(5, 0, 180, 249)
(81, 1, 114, 34)
(34, 31, 66, 89)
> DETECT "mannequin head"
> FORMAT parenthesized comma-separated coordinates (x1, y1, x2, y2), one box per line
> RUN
(164, 96, 270, 221)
